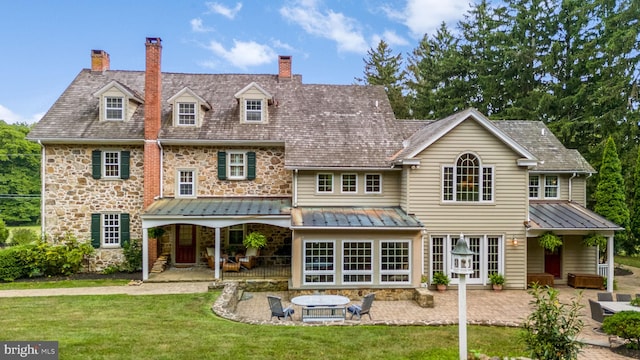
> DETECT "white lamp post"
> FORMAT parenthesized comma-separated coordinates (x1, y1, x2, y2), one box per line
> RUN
(451, 233, 475, 360)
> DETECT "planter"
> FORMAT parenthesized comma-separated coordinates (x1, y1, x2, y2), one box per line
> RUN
(492, 284, 503, 292)
(436, 284, 447, 292)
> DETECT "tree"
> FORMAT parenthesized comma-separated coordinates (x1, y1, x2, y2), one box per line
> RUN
(630, 149, 640, 252)
(356, 40, 410, 118)
(594, 136, 631, 253)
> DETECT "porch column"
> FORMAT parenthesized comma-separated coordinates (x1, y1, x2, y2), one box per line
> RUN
(607, 234, 614, 292)
(142, 227, 149, 281)
(214, 227, 221, 279)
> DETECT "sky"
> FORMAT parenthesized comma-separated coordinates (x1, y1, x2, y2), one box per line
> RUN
(0, 0, 472, 124)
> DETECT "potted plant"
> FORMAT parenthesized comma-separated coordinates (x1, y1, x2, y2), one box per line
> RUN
(489, 273, 505, 291)
(432, 272, 450, 292)
(420, 274, 429, 288)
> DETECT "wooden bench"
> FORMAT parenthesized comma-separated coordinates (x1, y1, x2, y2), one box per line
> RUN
(301, 306, 345, 322)
(527, 273, 554, 287)
(567, 273, 603, 289)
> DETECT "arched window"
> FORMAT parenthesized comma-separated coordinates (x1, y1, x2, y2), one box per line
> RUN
(443, 153, 493, 202)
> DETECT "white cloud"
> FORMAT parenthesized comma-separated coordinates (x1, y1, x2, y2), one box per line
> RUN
(206, 2, 243, 19)
(371, 30, 409, 48)
(280, 1, 368, 54)
(206, 40, 276, 69)
(0, 105, 41, 124)
(190, 18, 213, 33)
(385, 0, 469, 38)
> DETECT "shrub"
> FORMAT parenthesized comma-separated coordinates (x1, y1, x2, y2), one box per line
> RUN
(122, 238, 142, 272)
(521, 285, 584, 359)
(603, 311, 640, 349)
(25, 233, 95, 277)
(0, 246, 29, 281)
(10, 228, 39, 246)
(0, 219, 9, 246)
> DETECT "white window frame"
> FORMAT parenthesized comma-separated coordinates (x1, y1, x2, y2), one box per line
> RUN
(430, 234, 504, 285)
(177, 102, 196, 126)
(102, 213, 121, 248)
(529, 175, 540, 199)
(303, 240, 336, 285)
(342, 240, 373, 284)
(103, 151, 121, 178)
(379, 240, 411, 284)
(317, 173, 333, 193)
(104, 96, 124, 120)
(441, 153, 494, 203)
(177, 169, 196, 197)
(227, 151, 247, 180)
(227, 224, 245, 247)
(245, 99, 263, 122)
(341, 173, 358, 194)
(364, 173, 382, 194)
(544, 175, 559, 199)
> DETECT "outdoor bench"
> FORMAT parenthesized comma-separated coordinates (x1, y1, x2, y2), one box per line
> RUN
(567, 272, 603, 289)
(527, 273, 554, 287)
(301, 306, 346, 322)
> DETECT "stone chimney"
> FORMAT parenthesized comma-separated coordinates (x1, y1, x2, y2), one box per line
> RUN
(278, 55, 292, 80)
(91, 50, 110, 72)
(143, 37, 162, 209)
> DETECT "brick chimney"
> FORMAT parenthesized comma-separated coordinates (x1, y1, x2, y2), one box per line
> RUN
(143, 37, 162, 209)
(278, 55, 292, 80)
(91, 50, 110, 72)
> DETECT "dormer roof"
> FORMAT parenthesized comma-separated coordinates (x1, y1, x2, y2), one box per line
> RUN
(94, 80, 143, 103)
(167, 87, 211, 110)
(234, 82, 273, 100)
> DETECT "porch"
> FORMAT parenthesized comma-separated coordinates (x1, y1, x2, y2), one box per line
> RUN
(148, 256, 292, 282)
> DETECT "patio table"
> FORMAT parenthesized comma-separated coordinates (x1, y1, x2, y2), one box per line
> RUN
(599, 301, 640, 313)
(291, 295, 350, 322)
(291, 295, 350, 307)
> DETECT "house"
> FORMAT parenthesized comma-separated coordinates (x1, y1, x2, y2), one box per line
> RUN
(27, 38, 621, 291)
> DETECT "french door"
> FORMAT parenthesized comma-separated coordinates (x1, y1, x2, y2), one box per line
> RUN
(431, 234, 503, 285)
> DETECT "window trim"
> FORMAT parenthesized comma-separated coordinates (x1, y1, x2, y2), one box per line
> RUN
(441, 153, 494, 203)
(364, 173, 382, 194)
(316, 173, 334, 194)
(303, 240, 336, 285)
(227, 224, 246, 247)
(227, 151, 247, 180)
(177, 169, 196, 198)
(341, 173, 358, 194)
(342, 240, 373, 285)
(102, 151, 121, 179)
(177, 102, 197, 126)
(101, 213, 121, 248)
(104, 96, 124, 121)
(544, 175, 560, 199)
(244, 99, 263, 122)
(379, 240, 411, 284)
(529, 175, 540, 199)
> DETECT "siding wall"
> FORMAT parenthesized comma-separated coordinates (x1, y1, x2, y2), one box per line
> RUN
(295, 171, 401, 207)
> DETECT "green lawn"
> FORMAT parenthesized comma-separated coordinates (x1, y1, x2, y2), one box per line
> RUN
(0, 279, 131, 290)
(0, 291, 527, 359)
(615, 255, 640, 269)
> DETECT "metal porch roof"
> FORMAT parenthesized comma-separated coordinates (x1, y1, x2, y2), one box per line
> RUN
(291, 207, 423, 229)
(529, 201, 623, 231)
(142, 197, 292, 217)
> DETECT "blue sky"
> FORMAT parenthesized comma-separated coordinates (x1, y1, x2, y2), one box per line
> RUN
(0, 0, 471, 124)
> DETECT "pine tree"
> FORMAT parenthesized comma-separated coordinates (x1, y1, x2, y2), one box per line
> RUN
(594, 136, 631, 253)
(629, 149, 640, 254)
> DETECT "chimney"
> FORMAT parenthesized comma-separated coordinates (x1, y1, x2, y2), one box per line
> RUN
(91, 50, 110, 72)
(278, 55, 292, 80)
(143, 37, 162, 208)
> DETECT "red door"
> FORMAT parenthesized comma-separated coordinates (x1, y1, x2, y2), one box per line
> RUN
(175, 225, 196, 264)
(544, 247, 562, 278)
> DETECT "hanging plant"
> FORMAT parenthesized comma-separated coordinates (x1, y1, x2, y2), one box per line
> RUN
(148, 227, 166, 239)
(583, 233, 607, 248)
(538, 232, 563, 252)
(242, 231, 267, 249)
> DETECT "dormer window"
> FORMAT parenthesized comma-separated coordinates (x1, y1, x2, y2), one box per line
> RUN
(245, 100, 263, 122)
(105, 97, 124, 120)
(178, 102, 196, 125)
(168, 87, 211, 127)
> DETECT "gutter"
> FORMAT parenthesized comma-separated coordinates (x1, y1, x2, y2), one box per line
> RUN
(568, 172, 577, 201)
(293, 169, 298, 207)
(289, 226, 423, 231)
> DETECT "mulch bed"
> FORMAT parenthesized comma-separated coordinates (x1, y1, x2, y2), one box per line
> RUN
(13, 271, 142, 282)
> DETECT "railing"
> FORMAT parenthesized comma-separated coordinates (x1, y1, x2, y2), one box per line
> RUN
(221, 256, 291, 280)
(598, 263, 609, 278)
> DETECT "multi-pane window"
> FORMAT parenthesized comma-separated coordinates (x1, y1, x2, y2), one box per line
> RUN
(365, 174, 381, 193)
(544, 175, 559, 198)
(103, 151, 120, 178)
(380, 241, 410, 283)
(529, 175, 540, 198)
(431, 236, 445, 275)
(105, 97, 123, 120)
(443, 153, 493, 202)
(486, 236, 500, 279)
(245, 99, 262, 122)
(228, 152, 246, 179)
(317, 173, 333, 193)
(342, 241, 372, 283)
(102, 213, 120, 247)
(178, 170, 195, 196)
(431, 234, 503, 285)
(178, 103, 196, 125)
(341, 174, 357, 193)
(228, 225, 244, 246)
(304, 241, 335, 284)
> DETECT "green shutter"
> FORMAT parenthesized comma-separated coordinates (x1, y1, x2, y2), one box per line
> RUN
(120, 213, 130, 247)
(247, 151, 256, 180)
(92, 150, 102, 179)
(217, 151, 227, 180)
(91, 214, 101, 248)
(120, 151, 130, 179)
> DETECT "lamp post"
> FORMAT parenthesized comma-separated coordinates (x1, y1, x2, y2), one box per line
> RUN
(451, 233, 475, 360)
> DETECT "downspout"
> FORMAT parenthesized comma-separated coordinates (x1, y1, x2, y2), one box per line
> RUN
(157, 139, 163, 198)
(38, 140, 45, 240)
(293, 168, 298, 207)
(568, 172, 576, 202)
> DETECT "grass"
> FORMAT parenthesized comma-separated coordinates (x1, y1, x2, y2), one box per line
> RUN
(0, 279, 131, 290)
(615, 255, 640, 269)
(0, 291, 528, 359)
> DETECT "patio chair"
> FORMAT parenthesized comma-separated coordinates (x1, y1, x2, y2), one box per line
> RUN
(222, 256, 241, 272)
(237, 247, 259, 269)
(267, 295, 294, 321)
(616, 293, 632, 302)
(597, 292, 613, 301)
(347, 293, 375, 320)
(589, 299, 612, 323)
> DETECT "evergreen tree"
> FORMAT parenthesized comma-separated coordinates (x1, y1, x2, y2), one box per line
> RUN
(356, 40, 410, 118)
(594, 136, 631, 254)
(630, 149, 640, 253)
